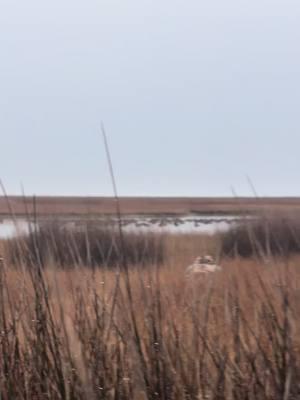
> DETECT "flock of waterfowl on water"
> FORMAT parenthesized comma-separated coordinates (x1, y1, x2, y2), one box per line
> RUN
(91, 215, 245, 229)
(0, 214, 251, 234)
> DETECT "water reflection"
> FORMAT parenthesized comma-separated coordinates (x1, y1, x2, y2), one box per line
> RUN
(0, 219, 35, 238)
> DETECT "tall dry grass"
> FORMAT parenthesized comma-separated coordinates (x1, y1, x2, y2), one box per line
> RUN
(1, 226, 300, 399)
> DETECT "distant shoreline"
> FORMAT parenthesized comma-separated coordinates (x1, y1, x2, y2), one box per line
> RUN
(1, 196, 300, 218)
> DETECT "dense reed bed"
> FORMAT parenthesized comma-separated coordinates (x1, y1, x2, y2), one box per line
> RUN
(220, 213, 300, 259)
(2, 222, 165, 268)
(1, 224, 300, 399)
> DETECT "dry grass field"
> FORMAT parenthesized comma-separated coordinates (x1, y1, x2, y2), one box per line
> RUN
(1, 225, 300, 399)
(2, 196, 300, 217)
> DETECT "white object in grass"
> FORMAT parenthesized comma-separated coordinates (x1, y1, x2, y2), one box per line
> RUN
(185, 255, 222, 276)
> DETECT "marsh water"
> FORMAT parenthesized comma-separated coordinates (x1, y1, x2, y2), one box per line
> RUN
(0, 215, 251, 239)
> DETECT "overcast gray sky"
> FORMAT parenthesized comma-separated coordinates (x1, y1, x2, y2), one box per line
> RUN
(0, 0, 299, 196)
